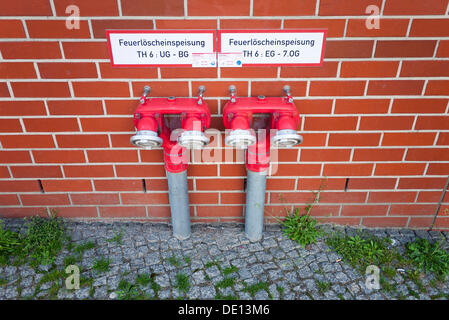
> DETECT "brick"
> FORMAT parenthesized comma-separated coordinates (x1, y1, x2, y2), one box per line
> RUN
(221, 67, 277, 79)
(280, 62, 338, 78)
(346, 19, 409, 37)
(156, 19, 217, 29)
(63, 165, 115, 177)
(369, 191, 417, 203)
(105, 100, 138, 115)
(284, 19, 345, 38)
(319, 192, 367, 203)
(297, 178, 346, 190)
(353, 148, 405, 161)
(27, 20, 90, 38)
(91, 20, 154, 39)
(21, 194, 70, 206)
(11, 166, 62, 178)
(109, 134, 135, 147)
(139, 150, 164, 163)
(0, 167, 10, 178)
(187, 164, 218, 177)
(54, 0, 119, 16)
(359, 116, 414, 131)
(390, 204, 437, 216)
(56, 134, 109, 148)
(406, 148, 449, 161)
(219, 192, 244, 204)
(340, 61, 399, 78)
(0, 62, 36, 78)
(334, 99, 389, 114)
(427, 163, 449, 175)
(132, 81, 189, 97)
(196, 178, 244, 191)
(0, 83, 10, 97)
(219, 164, 246, 177)
(11, 82, 70, 98)
(300, 205, 341, 217)
(415, 116, 449, 130)
(398, 177, 447, 190)
(297, 133, 328, 147)
(417, 191, 441, 203)
(0, 0, 52, 15)
(0, 207, 48, 218)
(426, 80, 449, 95)
(62, 42, 109, 59)
(0, 42, 61, 59)
(48, 100, 104, 116)
(23, 118, 79, 132)
(367, 80, 424, 96)
(51, 206, 98, 218)
(196, 206, 243, 217)
(121, 193, 169, 205)
(253, 0, 315, 15)
(188, 192, 218, 204)
(324, 41, 374, 58)
(309, 81, 365, 96)
(304, 116, 357, 131)
(362, 217, 408, 228)
(0, 151, 31, 163)
(41, 179, 92, 192)
(323, 164, 373, 176)
(391, 99, 448, 114)
(82, 117, 133, 133)
(145, 179, 169, 191)
(94, 179, 142, 191)
(0, 20, 26, 38)
(70, 193, 119, 205)
(434, 216, 449, 229)
(160, 67, 217, 79)
(296, 100, 332, 114)
(121, 0, 183, 15)
(348, 178, 397, 190)
(33, 150, 86, 163)
(0, 134, 54, 149)
(87, 150, 138, 163)
(0, 180, 36, 193)
(99, 206, 146, 218)
(375, 40, 437, 58)
(0, 195, 20, 206)
(99, 63, 158, 79)
(0, 101, 46, 116)
(73, 81, 130, 97)
(266, 178, 296, 190)
(401, 61, 449, 77)
(375, 163, 426, 176)
(319, 0, 382, 15)
(272, 164, 322, 176)
(188, 0, 249, 15)
(38, 62, 98, 79)
(0, 119, 22, 132)
(382, 132, 436, 146)
(220, 19, 281, 29)
(437, 41, 449, 57)
(409, 19, 449, 37)
(408, 217, 434, 228)
(270, 192, 316, 204)
(251, 81, 306, 97)
(384, 0, 448, 15)
(437, 133, 449, 145)
(341, 205, 388, 216)
(146, 206, 171, 218)
(115, 165, 166, 177)
(316, 217, 361, 226)
(300, 149, 350, 162)
(328, 133, 381, 146)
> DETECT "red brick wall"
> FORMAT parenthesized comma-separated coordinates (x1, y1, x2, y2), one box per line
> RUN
(0, 0, 448, 229)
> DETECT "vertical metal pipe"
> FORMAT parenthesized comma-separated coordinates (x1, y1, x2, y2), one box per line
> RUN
(245, 169, 267, 242)
(166, 170, 190, 240)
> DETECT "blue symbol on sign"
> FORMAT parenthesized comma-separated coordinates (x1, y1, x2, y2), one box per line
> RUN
(211, 61, 215, 66)
(236, 60, 242, 66)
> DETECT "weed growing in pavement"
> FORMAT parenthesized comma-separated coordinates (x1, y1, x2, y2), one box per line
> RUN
(175, 273, 190, 294)
(92, 256, 111, 273)
(243, 281, 269, 297)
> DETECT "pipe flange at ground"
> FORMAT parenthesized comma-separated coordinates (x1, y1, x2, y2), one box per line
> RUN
(272, 129, 303, 147)
(130, 130, 163, 149)
(177, 130, 210, 149)
(225, 129, 257, 149)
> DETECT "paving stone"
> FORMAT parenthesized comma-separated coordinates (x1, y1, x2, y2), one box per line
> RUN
(200, 286, 216, 299)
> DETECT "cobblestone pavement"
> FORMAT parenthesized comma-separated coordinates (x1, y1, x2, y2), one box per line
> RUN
(0, 219, 448, 300)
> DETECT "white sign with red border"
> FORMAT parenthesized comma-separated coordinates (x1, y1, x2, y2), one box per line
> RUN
(218, 29, 327, 67)
(106, 30, 217, 67)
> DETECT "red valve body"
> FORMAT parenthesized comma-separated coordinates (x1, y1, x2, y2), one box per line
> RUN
(133, 97, 211, 173)
(223, 96, 300, 172)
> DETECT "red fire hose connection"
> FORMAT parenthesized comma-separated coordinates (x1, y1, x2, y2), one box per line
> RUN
(130, 86, 211, 239)
(223, 85, 303, 241)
